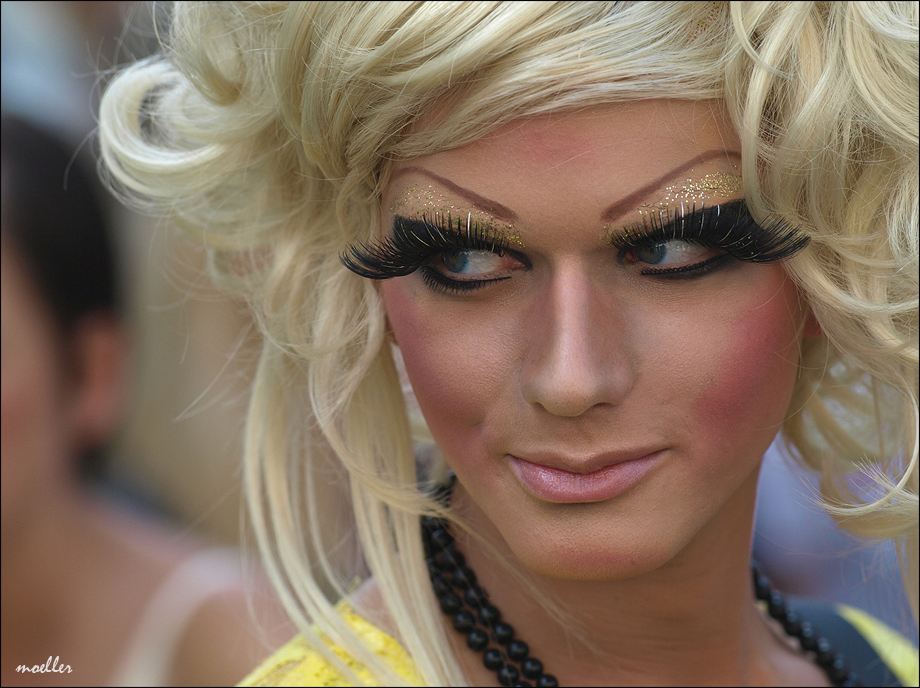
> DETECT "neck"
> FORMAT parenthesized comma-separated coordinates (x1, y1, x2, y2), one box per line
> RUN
(448, 471, 793, 686)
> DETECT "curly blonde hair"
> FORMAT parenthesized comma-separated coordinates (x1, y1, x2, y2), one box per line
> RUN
(99, 2, 918, 684)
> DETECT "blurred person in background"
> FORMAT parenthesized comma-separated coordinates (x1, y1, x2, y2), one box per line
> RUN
(3, 0, 282, 558)
(0, 114, 292, 687)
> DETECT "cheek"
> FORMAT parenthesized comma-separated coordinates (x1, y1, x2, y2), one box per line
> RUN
(381, 280, 505, 447)
(679, 271, 803, 458)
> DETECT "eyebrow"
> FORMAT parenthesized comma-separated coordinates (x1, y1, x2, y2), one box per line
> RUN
(600, 150, 741, 223)
(390, 166, 519, 221)
(391, 149, 741, 225)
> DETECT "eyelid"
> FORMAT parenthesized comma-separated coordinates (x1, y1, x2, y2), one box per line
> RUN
(607, 200, 809, 264)
(340, 213, 526, 280)
(399, 214, 530, 265)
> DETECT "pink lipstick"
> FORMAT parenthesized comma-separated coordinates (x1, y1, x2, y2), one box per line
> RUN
(509, 451, 661, 503)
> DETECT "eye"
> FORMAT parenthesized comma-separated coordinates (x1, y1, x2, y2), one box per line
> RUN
(435, 249, 520, 280)
(629, 240, 715, 267)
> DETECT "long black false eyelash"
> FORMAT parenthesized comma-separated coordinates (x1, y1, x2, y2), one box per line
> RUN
(340, 212, 512, 280)
(610, 199, 809, 263)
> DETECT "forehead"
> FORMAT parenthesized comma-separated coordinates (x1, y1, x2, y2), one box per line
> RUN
(385, 100, 740, 233)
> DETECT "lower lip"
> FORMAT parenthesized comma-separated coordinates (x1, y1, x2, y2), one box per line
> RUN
(509, 452, 661, 504)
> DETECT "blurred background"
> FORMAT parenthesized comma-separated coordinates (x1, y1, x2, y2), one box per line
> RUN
(0, 1, 915, 686)
(2, 0, 259, 554)
(2, 2, 293, 686)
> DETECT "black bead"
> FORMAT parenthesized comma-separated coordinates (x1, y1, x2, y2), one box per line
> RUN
(439, 591, 462, 614)
(842, 671, 862, 687)
(513, 683, 533, 688)
(829, 657, 850, 684)
(483, 648, 504, 671)
(767, 591, 787, 620)
(508, 640, 530, 662)
(753, 573, 772, 601)
(428, 551, 446, 570)
(432, 474, 457, 504)
(815, 638, 836, 668)
(446, 548, 466, 568)
(798, 622, 818, 652)
(427, 497, 870, 688)
(781, 609, 802, 637)
(429, 527, 454, 551)
(466, 628, 488, 651)
(520, 657, 543, 679)
(452, 565, 478, 589)
(493, 621, 515, 645)
(478, 603, 501, 625)
(497, 664, 520, 686)
(431, 549, 465, 570)
(464, 586, 485, 607)
(452, 610, 475, 632)
(431, 574, 451, 597)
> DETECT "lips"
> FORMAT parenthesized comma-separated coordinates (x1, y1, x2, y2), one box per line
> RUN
(508, 450, 663, 503)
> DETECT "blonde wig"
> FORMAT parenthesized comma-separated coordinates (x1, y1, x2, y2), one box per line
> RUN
(99, 2, 919, 684)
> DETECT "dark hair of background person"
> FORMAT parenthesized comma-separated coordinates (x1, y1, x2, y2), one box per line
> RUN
(1, 113, 121, 480)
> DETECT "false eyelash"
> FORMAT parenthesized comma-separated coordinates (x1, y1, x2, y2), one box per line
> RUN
(340, 212, 515, 280)
(610, 199, 809, 263)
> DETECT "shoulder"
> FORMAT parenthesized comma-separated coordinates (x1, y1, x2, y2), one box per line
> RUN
(106, 537, 295, 687)
(169, 578, 297, 686)
(237, 600, 423, 687)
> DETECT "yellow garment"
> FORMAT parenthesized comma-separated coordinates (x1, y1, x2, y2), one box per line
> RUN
(837, 604, 919, 688)
(240, 599, 918, 687)
(237, 600, 421, 687)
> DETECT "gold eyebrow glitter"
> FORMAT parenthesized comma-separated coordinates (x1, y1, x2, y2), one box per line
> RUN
(637, 170, 743, 216)
(390, 184, 524, 248)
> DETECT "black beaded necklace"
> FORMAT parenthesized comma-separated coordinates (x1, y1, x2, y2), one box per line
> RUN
(422, 475, 863, 687)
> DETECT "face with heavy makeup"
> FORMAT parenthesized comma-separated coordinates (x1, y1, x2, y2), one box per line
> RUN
(375, 100, 809, 581)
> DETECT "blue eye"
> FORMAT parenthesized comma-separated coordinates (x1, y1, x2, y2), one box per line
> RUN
(635, 244, 668, 265)
(441, 249, 507, 276)
(635, 240, 710, 266)
(442, 250, 471, 273)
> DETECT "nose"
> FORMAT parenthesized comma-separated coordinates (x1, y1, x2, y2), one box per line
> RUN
(520, 262, 634, 417)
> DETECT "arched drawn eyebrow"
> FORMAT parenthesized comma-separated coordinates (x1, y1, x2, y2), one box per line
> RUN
(600, 150, 742, 223)
(391, 166, 518, 221)
(390, 149, 741, 225)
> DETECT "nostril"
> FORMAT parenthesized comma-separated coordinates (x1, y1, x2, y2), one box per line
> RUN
(520, 347, 634, 417)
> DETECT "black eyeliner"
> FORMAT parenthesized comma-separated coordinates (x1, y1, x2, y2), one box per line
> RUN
(340, 199, 809, 290)
(340, 213, 520, 280)
(610, 199, 809, 264)
(638, 253, 734, 279)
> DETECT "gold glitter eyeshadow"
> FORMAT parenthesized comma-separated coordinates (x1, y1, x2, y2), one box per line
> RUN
(637, 170, 743, 216)
(391, 185, 524, 248)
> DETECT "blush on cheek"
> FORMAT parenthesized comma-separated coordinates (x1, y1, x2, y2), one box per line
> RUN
(695, 283, 802, 455)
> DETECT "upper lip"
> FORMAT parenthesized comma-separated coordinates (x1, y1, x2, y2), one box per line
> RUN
(510, 448, 664, 475)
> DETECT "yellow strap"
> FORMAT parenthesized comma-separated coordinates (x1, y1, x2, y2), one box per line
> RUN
(837, 604, 919, 687)
(237, 600, 422, 687)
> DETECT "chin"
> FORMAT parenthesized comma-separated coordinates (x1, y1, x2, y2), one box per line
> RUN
(496, 503, 688, 583)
